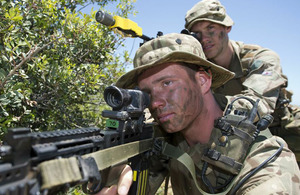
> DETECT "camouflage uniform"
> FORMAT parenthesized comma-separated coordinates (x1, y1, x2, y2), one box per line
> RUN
(185, 0, 300, 164)
(169, 128, 300, 194)
(145, 95, 300, 195)
(214, 41, 286, 118)
(213, 40, 300, 164)
(116, 33, 300, 194)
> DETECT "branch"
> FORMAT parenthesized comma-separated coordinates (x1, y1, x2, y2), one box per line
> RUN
(0, 39, 58, 89)
(77, 3, 92, 12)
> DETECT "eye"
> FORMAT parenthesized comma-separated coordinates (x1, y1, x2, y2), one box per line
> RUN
(207, 25, 215, 31)
(193, 32, 202, 40)
(163, 80, 173, 87)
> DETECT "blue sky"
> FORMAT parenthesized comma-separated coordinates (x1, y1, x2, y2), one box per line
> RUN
(84, 0, 300, 105)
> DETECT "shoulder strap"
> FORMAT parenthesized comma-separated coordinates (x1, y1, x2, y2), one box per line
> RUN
(38, 138, 154, 190)
(161, 142, 239, 195)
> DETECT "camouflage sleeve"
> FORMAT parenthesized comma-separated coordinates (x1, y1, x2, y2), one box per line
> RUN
(226, 49, 287, 117)
(233, 136, 300, 194)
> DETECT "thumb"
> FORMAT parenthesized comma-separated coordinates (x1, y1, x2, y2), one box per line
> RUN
(118, 165, 133, 195)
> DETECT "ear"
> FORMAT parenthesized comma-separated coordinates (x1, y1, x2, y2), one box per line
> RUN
(195, 68, 212, 94)
(225, 26, 232, 33)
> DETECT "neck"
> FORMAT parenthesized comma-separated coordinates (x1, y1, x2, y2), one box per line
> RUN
(182, 92, 223, 146)
(211, 41, 234, 70)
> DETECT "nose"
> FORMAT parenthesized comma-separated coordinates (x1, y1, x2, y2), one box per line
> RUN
(150, 93, 166, 110)
(193, 32, 209, 45)
(200, 32, 211, 44)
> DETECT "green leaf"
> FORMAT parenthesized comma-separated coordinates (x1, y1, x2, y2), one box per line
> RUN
(0, 69, 7, 80)
(12, 15, 22, 21)
(0, 98, 11, 106)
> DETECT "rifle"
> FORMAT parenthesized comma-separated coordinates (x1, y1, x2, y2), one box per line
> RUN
(0, 85, 158, 195)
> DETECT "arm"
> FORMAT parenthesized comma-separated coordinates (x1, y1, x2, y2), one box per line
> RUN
(226, 46, 287, 118)
(233, 136, 300, 194)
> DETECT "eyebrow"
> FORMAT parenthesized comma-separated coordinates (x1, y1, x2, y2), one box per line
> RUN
(139, 75, 177, 92)
(152, 75, 177, 85)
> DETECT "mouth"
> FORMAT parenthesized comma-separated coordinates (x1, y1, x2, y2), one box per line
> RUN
(203, 44, 214, 52)
(157, 113, 175, 123)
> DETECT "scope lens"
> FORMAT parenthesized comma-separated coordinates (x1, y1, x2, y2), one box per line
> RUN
(104, 86, 133, 110)
(105, 90, 123, 108)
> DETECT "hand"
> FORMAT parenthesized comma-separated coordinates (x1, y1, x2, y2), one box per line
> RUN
(96, 165, 133, 195)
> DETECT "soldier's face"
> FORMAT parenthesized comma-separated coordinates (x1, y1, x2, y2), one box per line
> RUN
(138, 63, 204, 134)
(190, 21, 230, 61)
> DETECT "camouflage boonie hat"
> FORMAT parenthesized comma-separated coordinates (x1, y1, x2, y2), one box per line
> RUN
(185, 0, 234, 30)
(115, 33, 234, 89)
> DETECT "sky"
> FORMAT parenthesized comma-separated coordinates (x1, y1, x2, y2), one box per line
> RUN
(84, 0, 300, 105)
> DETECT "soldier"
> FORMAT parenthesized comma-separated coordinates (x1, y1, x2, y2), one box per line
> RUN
(97, 33, 300, 195)
(184, 0, 300, 164)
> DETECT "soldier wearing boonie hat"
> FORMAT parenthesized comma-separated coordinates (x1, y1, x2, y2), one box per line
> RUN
(115, 33, 234, 89)
(185, 0, 234, 30)
(99, 33, 300, 195)
(184, 0, 300, 166)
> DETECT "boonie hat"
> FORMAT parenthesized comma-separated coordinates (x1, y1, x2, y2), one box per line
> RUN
(185, 0, 234, 30)
(115, 33, 234, 89)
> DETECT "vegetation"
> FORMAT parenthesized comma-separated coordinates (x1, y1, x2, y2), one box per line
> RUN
(0, 0, 136, 138)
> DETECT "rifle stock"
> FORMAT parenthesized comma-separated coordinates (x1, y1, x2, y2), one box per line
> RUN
(0, 86, 156, 195)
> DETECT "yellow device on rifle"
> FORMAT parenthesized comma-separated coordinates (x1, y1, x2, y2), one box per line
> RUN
(95, 10, 152, 41)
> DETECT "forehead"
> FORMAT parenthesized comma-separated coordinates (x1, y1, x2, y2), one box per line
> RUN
(191, 20, 222, 31)
(137, 63, 187, 83)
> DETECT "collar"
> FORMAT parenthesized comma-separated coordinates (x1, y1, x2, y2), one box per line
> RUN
(229, 40, 245, 78)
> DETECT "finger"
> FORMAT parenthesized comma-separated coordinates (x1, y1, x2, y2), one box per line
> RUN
(95, 185, 117, 195)
(117, 165, 133, 195)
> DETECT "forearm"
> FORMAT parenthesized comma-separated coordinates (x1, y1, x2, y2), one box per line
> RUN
(225, 88, 279, 118)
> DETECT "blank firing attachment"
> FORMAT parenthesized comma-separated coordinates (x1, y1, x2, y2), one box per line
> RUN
(95, 10, 152, 41)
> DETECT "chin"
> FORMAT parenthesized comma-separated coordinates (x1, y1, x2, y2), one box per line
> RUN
(164, 127, 180, 134)
(206, 54, 215, 60)
(204, 51, 216, 60)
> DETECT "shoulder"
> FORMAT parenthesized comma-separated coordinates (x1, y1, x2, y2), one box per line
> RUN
(231, 40, 280, 62)
(246, 135, 296, 164)
(231, 40, 282, 76)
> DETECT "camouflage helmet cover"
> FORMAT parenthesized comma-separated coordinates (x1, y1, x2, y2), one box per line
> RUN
(115, 33, 234, 89)
(185, 0, 234, 30)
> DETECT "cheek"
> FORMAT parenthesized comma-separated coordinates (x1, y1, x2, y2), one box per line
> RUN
(208, 31, 215, 38)
(171, 87, 202, 130)
(184, 87, 202, 114)
(173, 86, 202, 117)
(166, 87, 186, 108)
(159, 85, 203, 132)
(218, 31, 228, 44)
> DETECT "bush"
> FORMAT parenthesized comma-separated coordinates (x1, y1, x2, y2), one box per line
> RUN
(0, 0, 136, 138)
